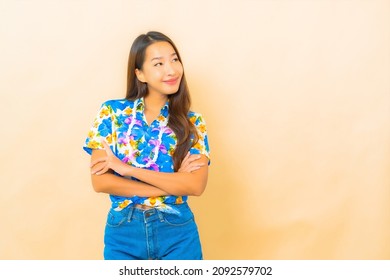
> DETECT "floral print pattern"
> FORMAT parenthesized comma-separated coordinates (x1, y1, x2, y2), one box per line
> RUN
(83, 98, 210, 213)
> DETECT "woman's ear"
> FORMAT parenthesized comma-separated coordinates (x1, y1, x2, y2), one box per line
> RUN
(135, 68, 146, 83)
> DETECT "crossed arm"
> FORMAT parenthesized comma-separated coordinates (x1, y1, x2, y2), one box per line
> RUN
(90, 141, 209, 197)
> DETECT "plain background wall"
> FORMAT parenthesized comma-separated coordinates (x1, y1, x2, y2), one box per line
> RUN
(0, 0, 389, 259)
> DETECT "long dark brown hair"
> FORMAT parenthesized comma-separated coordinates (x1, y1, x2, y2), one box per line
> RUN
(126, 31, 198, 171)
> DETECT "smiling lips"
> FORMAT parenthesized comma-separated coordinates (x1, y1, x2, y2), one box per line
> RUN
(163, 77, 179, 85)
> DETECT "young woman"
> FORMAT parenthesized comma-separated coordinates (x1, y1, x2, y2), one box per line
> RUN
(83, 31, 210, 260)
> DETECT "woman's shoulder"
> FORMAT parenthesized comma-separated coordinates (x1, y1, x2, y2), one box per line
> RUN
(101, 98, 136, 112)
(101, 98, 134, 107)
(188, 110, 202, 119)
(188, 110, 204, 118)
(188, 110, 207, 125)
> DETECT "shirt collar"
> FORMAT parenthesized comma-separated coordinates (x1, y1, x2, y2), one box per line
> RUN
(138, 97, 169, 118)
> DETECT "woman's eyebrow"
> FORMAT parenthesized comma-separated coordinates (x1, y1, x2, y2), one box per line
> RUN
(151, 53, 177, 62)
(151, 56, 163, 62)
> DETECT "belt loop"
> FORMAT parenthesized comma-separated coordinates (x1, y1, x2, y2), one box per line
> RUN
(127, 205, 135, 222)
(157, 209, 164, 222)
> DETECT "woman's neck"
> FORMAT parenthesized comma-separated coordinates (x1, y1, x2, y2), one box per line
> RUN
(144, 92, 168, 111)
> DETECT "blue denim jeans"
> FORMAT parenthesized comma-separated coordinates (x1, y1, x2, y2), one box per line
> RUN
(103, 202, 203, 260)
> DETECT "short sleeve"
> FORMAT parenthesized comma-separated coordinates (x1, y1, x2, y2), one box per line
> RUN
(83, 102, 114, 155)
(189, 113, 210, 163)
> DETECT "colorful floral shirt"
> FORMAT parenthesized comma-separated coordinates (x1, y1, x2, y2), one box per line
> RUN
(83, 98, 210, 213)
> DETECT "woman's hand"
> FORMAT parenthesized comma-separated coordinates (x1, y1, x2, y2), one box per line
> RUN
(90, 140, 130, 176)
(178, 152, 205, 173)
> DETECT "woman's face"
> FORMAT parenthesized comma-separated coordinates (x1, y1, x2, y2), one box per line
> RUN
(136, 41, 183, 98)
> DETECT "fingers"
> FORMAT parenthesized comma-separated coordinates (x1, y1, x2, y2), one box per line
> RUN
(188, 163, 205, 172)
(178, 152, 205, 173)
(188, 153, 201, 160)
(182, 153, 201, 165)
(94, 165, 109, 175)
(91, 160, 110, 175)
(91, 163, 105, 175)
(101, 140, 112, 155)
(180, 152, 190, 166)
(90, 141, 111, 174)
(179, 163, 205, 173)
(179, 153, 202, 170)
(90, 157, 108, 175)
(185, 154, 201, 165)
(90, 157, 107, 168)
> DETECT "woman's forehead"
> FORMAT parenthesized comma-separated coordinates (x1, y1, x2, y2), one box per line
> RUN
(145, 41, 176, 60)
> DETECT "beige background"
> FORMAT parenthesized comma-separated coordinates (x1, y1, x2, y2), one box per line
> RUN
(0, 0, 389, 259)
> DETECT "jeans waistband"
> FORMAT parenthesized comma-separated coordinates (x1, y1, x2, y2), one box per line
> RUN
(125, 205, 165, 224)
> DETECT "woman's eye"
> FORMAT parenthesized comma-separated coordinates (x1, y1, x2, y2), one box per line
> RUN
(154, 62, 163, 67)
(172, 58, 179, 62)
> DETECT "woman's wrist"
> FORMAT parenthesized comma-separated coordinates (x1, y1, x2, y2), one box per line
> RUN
(123, 164, 135, 177)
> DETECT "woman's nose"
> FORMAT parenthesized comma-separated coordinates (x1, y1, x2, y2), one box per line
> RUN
(165, 62, 176, 75)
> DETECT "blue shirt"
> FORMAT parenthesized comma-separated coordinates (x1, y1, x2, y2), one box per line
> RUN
(83, 98, 210, 212)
